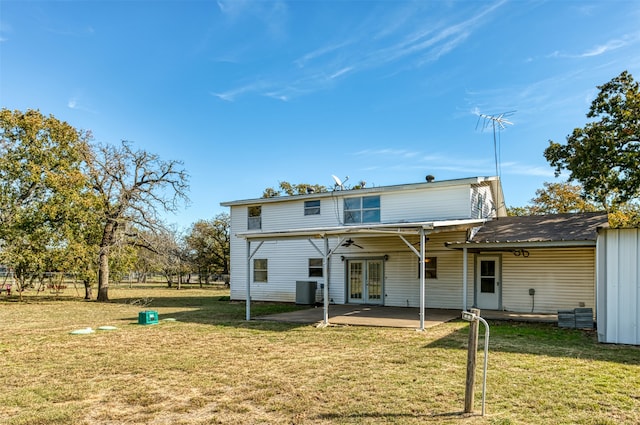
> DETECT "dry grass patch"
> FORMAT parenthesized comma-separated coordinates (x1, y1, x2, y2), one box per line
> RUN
(1, 286, 639, 424)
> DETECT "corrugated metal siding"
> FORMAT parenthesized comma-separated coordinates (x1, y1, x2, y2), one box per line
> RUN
(498, 248, 595, 313)
(597, 229, 640, 345)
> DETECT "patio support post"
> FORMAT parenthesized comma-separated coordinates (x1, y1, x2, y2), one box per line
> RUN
(463, 246, 468, 311)
(419, 227, 426, 331)
(246, 240, 251, 321)
(323, 236, 330, 326)
(245, 240, 264, 321)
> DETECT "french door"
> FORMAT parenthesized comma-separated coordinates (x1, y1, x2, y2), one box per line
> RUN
(348, 260, 383, 304)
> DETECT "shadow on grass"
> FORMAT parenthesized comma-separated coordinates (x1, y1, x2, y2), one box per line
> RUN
(110, 295, 312, 331)
(315, 410, 473, 421)
(426, 319, 640, 365)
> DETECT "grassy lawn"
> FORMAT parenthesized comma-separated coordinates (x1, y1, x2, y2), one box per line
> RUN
(1, 286, 639, 425)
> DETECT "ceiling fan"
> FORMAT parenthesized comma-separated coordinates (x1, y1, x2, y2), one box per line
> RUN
(341, 238, 363, 249)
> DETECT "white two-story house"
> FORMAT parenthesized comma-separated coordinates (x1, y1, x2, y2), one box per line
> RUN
(221, 176, 608, 329)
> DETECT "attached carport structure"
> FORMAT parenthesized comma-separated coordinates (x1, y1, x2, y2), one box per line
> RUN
(235, 218, 486, 331)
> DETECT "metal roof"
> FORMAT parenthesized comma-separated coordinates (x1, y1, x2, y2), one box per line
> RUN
(445, 212, 609, 250)
(220, 176, 501, 206)
(234, 218, 487, 241)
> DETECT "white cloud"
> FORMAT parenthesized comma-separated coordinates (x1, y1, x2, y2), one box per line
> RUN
(548, 33, 639, 59)
(580, 38, 628, 57)
(217, 1, 508, 102)
(66, 96, 96, 114)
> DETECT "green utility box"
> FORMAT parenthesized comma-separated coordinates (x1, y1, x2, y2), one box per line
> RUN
(138, 310, 159, 325)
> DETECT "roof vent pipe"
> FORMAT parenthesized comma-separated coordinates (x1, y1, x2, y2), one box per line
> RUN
(426, 175, 435, 182)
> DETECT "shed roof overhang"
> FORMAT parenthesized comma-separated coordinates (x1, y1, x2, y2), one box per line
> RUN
(234, 218, 487, 241)
(445, 239, 597, 252)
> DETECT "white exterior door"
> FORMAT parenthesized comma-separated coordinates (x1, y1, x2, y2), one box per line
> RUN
(348, 260, 384, 304)
(476, 256, 501, 310)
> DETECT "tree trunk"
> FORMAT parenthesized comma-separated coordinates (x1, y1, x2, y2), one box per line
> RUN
(97, 246, 110, 302)
(97, 219, 117, 302)
(84, 280, 93, 300)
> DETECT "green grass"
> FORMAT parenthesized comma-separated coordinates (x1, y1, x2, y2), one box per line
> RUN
(1, 286, 639, 424)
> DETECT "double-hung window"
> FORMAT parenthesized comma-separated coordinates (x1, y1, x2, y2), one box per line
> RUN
(304, 200, 320, 216)
(344, 196, 380, 224)
(254, 259, 268, 282)
(248, 206, 261, 230)
(418, 257, 438, 279)
(308, 258, 323, 277)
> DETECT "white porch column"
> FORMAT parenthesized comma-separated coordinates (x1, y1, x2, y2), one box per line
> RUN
(462, 246, 468, 311)
(245, 240, 264, 321)
(323, 236, 330, 326)
(246, 240, 251, 321)
(419, 227, 426, 331)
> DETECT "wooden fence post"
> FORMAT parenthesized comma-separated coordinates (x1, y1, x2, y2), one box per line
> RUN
(464, 308, 481, 413)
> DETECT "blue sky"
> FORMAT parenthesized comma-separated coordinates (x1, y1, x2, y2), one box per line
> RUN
(2, 0, 639, 229)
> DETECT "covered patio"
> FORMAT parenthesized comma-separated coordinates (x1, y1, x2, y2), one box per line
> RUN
(256, 305, 558, 329)
(239, 218, 487, 331)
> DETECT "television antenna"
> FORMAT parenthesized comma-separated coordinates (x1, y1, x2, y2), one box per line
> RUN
(475, 111, 515, 177)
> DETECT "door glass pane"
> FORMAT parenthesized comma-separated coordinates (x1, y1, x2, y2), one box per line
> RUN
(367, 262, 381, 300)
(349, 262, 363, 299)
(480, 278, 495, 293)
(480, 260, 496, 293)
(481, 260, 495, 276)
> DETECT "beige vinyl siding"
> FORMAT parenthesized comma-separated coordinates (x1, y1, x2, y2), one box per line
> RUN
(366, 231, 469, 308)
(425, 232, 469, 308)
(499, 247, 595, 313)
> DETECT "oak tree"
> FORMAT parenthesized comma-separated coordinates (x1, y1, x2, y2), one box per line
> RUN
(83, 141, 189, 301)
(0, 109, 91, 295)
(185, 213, 230, 284)
(262, 181, 327, 198)
(545, 71, 640, 209)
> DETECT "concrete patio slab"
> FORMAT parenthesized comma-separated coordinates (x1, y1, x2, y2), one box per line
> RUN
(255, 305, 558, 329)
(256, 305, 460, 329)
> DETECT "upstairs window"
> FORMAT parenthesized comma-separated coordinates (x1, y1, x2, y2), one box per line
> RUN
(248, 206, 261, 230)
(344, 196, 380, 224)
(304, 200, 320, 216)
